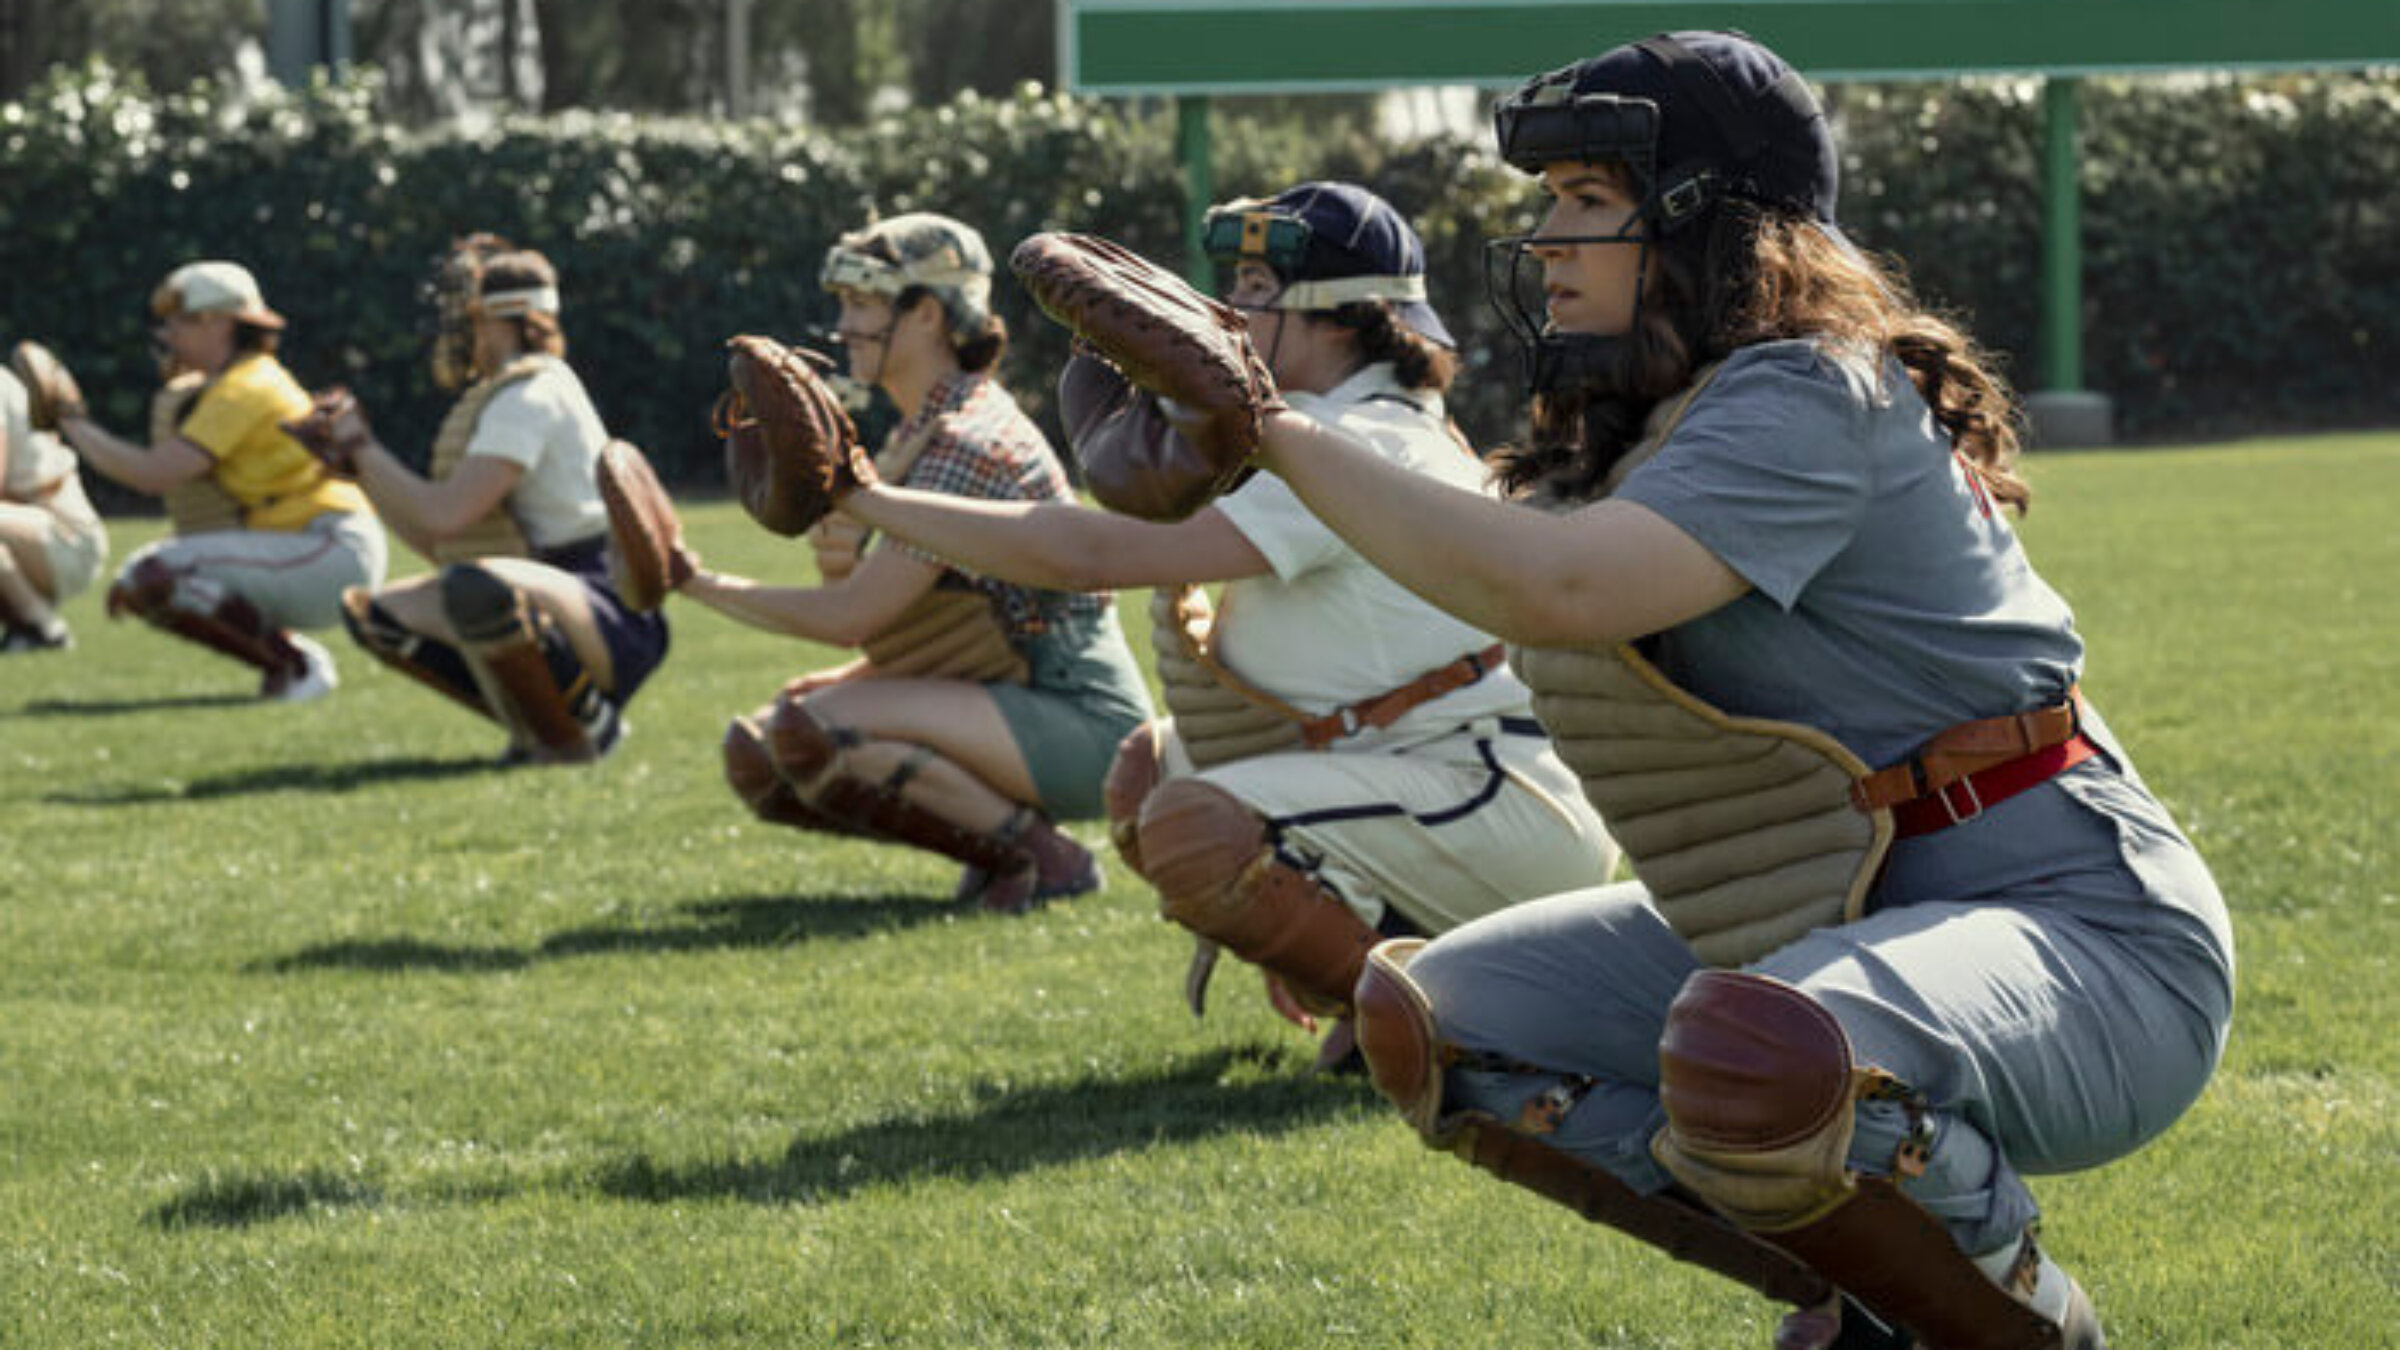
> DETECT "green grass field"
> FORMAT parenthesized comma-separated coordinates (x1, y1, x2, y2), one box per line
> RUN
(2, 433, 2393, 1348)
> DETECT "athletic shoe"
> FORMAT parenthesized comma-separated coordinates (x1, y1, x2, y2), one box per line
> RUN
(0, 619, 72, 653)
(974, 825, 1103, 915)
(262, 633, 339, 702)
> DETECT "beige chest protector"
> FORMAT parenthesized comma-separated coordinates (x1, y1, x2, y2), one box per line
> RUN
(1511, 367, 1893, 966)
(812, 415, 1028, 686)
(154, 371, 246, 536)
(1151, 584, 1306, 768)
(427, 355, 552, 564)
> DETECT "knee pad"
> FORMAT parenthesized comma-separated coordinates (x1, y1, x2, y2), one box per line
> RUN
(342, 586, 485, 715)
(765, 699, 1022, 874)
(1353, 938, 1447, 1138)
(438, 563, 522, 643)
(1139, 779, 1376, 1013)
(1652, 970, 1861, 1233)
(441, 564, 600, 760)
(723, 715, 785, 814)
(765, 697, 849, 795)
(108, 556, 181, 621)
(1102, 721, 1167, 877)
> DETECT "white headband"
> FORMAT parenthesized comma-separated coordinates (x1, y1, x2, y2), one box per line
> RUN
(478, 286, 560, 318)
(1273, 272, 1427, 312)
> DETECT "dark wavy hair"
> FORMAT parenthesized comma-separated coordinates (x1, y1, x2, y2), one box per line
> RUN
(1494, 171, 2029, 513)
(1319, 300, 1458, 394)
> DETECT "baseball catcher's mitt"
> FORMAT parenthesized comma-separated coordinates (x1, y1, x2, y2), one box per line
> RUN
(596, 438, 693, 611)
(716, 335, 871, 537)
(280, 387, 372, 477)
(9, 341, 87, 429)
(1009, 233, 1279, 520)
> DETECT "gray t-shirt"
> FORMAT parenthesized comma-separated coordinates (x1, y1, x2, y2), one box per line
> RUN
(1616, 340, 2226, 943)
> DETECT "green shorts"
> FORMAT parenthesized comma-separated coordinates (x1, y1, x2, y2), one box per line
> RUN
(987, 606, 1153, 820)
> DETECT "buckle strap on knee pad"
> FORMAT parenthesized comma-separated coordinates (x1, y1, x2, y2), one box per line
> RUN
(766, 702, 1027, 874)
(1354, 943, 1836, 1311)
(441, 564, 596, 762)
(341, 587, 489, 718)
(1655, 970, 2066, 1350)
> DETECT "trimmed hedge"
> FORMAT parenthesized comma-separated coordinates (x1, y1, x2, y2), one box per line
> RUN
(4, 62, 2395, 512)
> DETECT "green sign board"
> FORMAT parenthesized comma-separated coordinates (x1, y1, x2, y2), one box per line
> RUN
(1062, 0, 2400, 93)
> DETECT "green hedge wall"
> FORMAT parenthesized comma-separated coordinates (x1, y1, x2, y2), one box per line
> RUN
(4, 62, 2395, 511)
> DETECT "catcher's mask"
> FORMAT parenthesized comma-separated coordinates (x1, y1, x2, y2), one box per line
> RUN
(426, 233, 516, 392)
(819, 212, 995, 351)
(1486, 30, 1841, 398)
(1201, 181, 1455, 349)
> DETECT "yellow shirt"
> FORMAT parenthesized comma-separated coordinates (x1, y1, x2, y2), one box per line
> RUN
(176, 353, 371, 531)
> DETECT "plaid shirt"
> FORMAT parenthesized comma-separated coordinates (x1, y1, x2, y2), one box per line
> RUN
(885, 371, 1108, 635)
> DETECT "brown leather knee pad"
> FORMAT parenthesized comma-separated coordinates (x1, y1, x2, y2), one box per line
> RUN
(764, 699, 1024, 874)
(726, 712, 860, 835)
(1353, 938, 1446, 1137)
(341, 586, 488, 718)
(442, 563, 596, 761)
(1138, 778, 1377, 1014)
(1655, 971, 2062, 1350)
(108, 556, 179, 621)
(723, 714, 784, 811)
(1653, 970, 1859, 1232)
(1102, 721, 1167, 877)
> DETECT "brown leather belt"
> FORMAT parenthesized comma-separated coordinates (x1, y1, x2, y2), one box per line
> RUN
(1299, 643, 1508, 749)
(1850, 689, 2090, 836)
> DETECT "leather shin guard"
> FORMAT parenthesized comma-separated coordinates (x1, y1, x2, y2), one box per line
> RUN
(1102, 720, 1167, 878)
(1656, 970, 2063, 1350)
(723, 714, 861, 835)
(1354, 942, 1837, 1311)
(441, 564, 594, 763)
(765, 699, 1027, 874)
(1138, 778, 1377, 1016)
(341, 587, 492, 721)
(114, 559, 298, 675)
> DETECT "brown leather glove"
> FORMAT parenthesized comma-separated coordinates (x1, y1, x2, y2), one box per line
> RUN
(280, 386, 373, 477)
(1011, 233, 1279, 520)
(717, 335, 876, 537)
(9, 341, 88, 429)
(596, 438, 695, 611)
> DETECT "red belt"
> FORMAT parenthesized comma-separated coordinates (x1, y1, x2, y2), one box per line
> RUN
(1880, 732, 2099, 838)
(1299, 644, 1506, 749)
(1851, 690, 2095, 838)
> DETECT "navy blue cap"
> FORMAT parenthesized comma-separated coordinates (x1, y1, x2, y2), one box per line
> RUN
(1205, 180, 1456, 349)
(1496, 30, 1839, 230)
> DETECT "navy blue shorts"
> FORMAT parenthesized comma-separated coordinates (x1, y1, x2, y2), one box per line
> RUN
(538, 536, 670, 705)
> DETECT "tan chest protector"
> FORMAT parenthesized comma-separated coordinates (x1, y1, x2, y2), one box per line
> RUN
(1511, 368, 1893, 966)
(427, 355, 552, 564)
(154, 371, 246, 536)
(811, 415, 1028, 686)
(1151, 584, 1306, 768)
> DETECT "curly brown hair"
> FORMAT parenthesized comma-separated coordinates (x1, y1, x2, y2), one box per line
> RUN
(1319, 300, 1458, 394)
(478, 250, 568, 362)
(1495, 188, 2029, 514)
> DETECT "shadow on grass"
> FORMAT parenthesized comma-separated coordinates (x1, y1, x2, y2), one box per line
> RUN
(253, 892, 957, 975)
(13, 692, 256, 718)
(597, 1046, 1365, 1206)
(147, 1167, 385, 1230)
(44, 753, 505, 805)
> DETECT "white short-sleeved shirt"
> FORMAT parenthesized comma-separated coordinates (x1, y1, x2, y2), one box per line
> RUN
(1, 369, 78, 498)
(1208, 362, 1532, 748)
(464, 361, 609, 550)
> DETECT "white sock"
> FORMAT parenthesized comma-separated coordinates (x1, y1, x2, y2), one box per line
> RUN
(1972, 1234, 2073, 1322)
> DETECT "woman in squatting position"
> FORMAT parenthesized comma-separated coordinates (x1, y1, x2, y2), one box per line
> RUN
(55, 261, 388, 700)
(670, 212, 1153, 914)
(0, 359, 107, 652)
(834, 183, 1617, 1068)
(285, 236, 669, 765)
(1231, 32, 2229, 1350)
